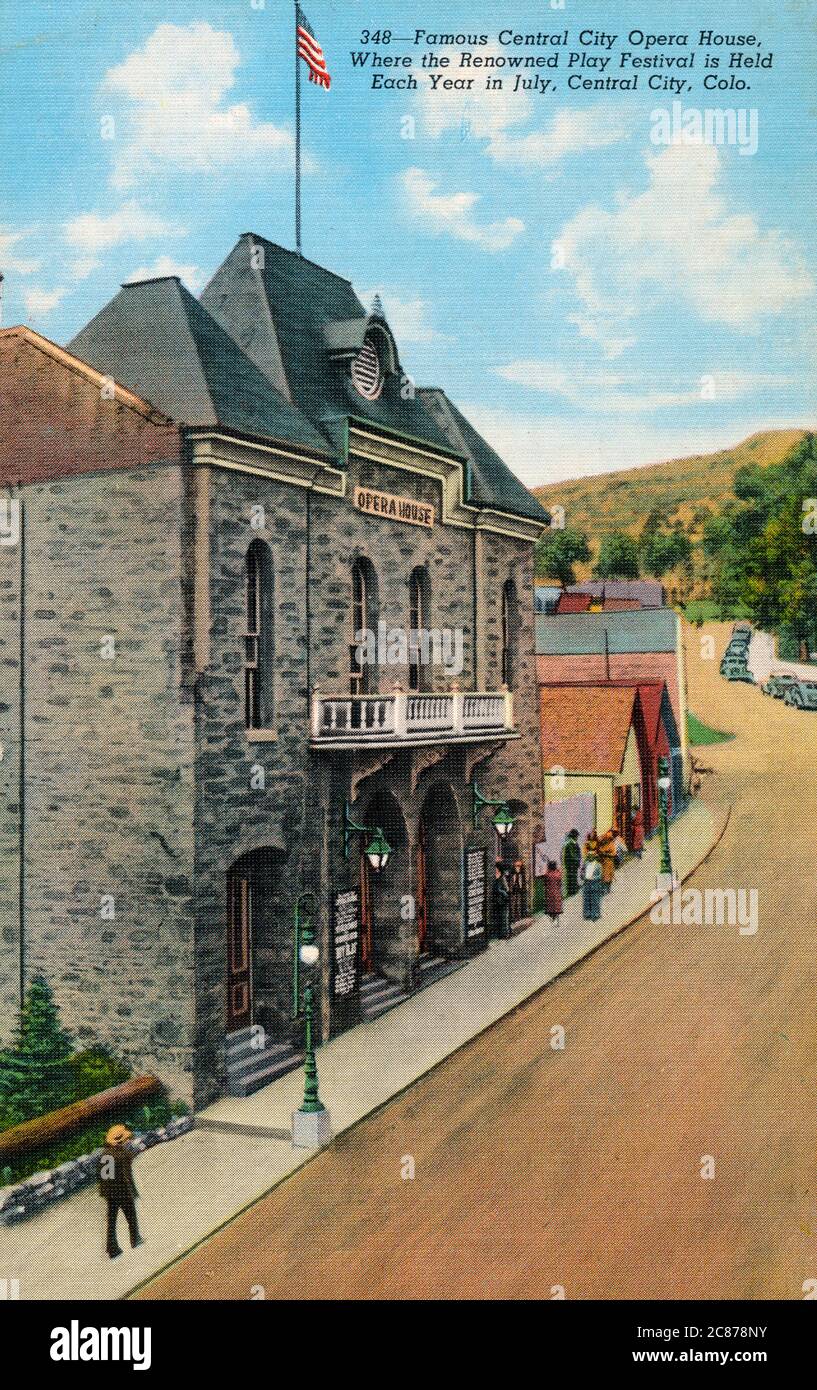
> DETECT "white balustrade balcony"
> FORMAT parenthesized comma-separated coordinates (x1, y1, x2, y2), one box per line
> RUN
(310, 688, 516, 749)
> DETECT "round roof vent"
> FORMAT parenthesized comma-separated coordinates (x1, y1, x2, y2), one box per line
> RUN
(351, 333, 384, 401)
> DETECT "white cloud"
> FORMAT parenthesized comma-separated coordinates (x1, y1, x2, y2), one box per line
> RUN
(489, 106, 633, 169)
(417, 49, 533, 141)
(401, 168, 524, 252)
(359, 287, 443, 344)
(125, 254, 207, 292)
(23, 286, 68, 318)
(462, 403, 814, 488)
(68, 257, 101, 282)
(558, 142, 813, 357)
(63, 202, 185, 254)
(0, 225, 41, 275)
(416, 51, 631, 170)
(495, 360, 800, 414)
(103, 22, 296, 189)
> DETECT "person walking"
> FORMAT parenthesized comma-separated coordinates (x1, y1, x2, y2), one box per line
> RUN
(492, 860, 512, 940)
(598, 829, 617, 894)
(510, 858, 527, 925)
(99, 1123, 143, 1259)
(543, 860, 563, 924)
(582, 854, 603, 921)
(562, 829, 582, 897)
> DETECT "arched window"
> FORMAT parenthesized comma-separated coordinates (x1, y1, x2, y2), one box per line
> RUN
(350, 558, 378, 696)
(501, 578, 519, 691)
(244, 540, 274, 729)
(408, 565, 431, 692)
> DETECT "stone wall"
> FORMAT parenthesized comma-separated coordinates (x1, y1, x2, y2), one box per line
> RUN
(191, 446, 544, 1105)
(0, 463, 197, 1102)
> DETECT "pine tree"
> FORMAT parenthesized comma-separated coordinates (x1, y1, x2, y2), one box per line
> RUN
(0, 975, 74, 1125)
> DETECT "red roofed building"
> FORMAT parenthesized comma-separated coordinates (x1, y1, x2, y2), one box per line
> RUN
(540, 678, 680, 843)
(554, 592, 592, 614)
(540, 684, 644, 839)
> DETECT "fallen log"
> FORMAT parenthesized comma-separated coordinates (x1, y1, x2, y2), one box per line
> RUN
(0, 1074, 163, 1163)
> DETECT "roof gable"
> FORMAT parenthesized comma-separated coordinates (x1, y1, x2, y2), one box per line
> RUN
(200, 234, 454, 457)
(67, 276, 330, 454)
(540, 683, 638, 775)
(418, 388, 549, 524)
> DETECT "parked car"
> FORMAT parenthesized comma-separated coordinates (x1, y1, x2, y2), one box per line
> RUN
(727, 632, 751, 651)
(732, 621, 752, 633)
(783, 680, 817, 710)
(720, 656, 754, 682)
(763, 672, 798, 698)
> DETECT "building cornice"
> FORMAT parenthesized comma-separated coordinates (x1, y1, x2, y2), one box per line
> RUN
(186, 424, 546, 542)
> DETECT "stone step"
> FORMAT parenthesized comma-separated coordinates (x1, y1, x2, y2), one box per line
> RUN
(359, 973, 409, 1021)
(419, 955, 463, 984)
(359, 974, 403, 999)
(226, 1046, 304, 1098)
(226, 1041, 297, 1081)
(226, 1030, 296, 1067)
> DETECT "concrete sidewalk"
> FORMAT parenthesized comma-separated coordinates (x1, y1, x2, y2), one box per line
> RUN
(1, 799, 720, 1301)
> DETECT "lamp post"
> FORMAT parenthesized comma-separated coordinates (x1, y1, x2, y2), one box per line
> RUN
(291, 926, 332, 1149)
(292, 890, 317, 1019)
(656, 756, 674, 893)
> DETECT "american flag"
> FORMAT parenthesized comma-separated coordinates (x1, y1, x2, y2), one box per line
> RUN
(297, 9, 331, 90)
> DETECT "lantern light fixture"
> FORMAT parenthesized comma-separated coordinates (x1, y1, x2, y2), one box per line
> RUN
(342, 800, 392, 871)
(472, 780, 515, 838)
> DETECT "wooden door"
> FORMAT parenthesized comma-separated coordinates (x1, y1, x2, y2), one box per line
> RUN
(227, 873, 253, 1031)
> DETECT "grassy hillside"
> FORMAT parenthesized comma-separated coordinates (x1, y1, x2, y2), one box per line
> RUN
(532, 428, 811, 597)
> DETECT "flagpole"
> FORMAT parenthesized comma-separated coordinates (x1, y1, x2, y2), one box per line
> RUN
(294, 0, 302, 255)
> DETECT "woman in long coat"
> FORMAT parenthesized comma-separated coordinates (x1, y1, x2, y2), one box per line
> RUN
(543, 860, 563, 923)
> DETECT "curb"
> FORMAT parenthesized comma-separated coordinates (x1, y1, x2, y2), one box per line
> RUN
(128, 799, 728, 1301)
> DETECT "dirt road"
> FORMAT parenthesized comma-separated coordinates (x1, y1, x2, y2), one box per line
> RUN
(140, 623, 817, 1300)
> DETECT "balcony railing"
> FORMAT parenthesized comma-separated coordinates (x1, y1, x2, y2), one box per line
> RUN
(310, 688, 515, 747)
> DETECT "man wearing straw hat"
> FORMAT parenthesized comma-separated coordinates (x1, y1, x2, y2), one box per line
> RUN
(98, 1124, 143, 1259)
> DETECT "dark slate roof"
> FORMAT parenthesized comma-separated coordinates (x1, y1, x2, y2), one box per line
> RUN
(201, 234, 547, 523)
(535, 608, 680, 656)
(67, 276, 330, 455)
(418, 388, 548, 524)
(199, 234, 456, 458)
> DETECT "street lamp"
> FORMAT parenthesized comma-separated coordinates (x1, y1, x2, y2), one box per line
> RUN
(656, 756, 674, 891)
(472, 780, 515, 839)
(291, 927, 332, 1150)
(292, 890, 317, 1019)
(342, 800, 392, 870)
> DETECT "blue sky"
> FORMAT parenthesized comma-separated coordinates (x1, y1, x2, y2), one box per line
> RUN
(2, 0, 815, 485)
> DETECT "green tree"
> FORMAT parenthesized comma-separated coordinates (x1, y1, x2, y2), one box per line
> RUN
(0, 975, 74, 1126)
(704, 433, 817, 644)
(535, 526, 591, 586)
(593, 531, 640, 579)
(641, 529, 692, 579)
